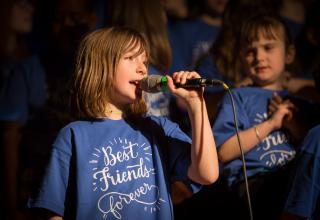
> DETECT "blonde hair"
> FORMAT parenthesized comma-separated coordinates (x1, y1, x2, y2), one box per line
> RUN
(71, 27, 150, 119)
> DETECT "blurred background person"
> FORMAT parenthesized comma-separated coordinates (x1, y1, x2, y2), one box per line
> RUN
(0, 1, 46, 128)
(1, 0, 98, 219)
(169, 0, 228, 73)
(0, 0, 47, 219)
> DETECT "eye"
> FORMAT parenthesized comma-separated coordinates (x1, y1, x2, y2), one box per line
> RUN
(124, 56, 134, 60)
(245, 48, 255, 57)
(264, 44, 274, 51)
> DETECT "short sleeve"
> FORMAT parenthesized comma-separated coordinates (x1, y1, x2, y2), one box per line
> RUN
(213, 90, 248, 148)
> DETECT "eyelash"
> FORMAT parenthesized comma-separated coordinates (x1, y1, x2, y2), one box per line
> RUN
(125, 56, 134, 60)
(265, 45, 273, 50)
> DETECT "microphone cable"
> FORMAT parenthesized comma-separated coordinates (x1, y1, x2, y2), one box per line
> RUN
(141, 74, 253, 219)
(215, 80, 254, 220)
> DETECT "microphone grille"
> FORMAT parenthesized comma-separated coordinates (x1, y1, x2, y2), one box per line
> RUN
(140, 75, 164, 93)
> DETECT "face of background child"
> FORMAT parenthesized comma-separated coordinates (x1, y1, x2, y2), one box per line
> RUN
(243, 26, 290, 88)
(206, 0, 228, 16)
(51, 0, 96, 59)
(10, 0, 34, 34)
(111, 45, 147, 107)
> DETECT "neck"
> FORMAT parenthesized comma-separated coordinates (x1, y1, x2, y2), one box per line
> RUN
(200, 14, 222, 26)
(255, 79, 286, 90)
(260, 83, 284, 90)
(5, 33, 18, 58)
(104, 104, 126, 120)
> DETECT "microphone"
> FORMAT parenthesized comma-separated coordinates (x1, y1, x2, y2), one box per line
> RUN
(139, 75, 225, 93)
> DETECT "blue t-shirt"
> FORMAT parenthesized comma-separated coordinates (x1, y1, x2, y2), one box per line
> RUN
(283, 125, 320, 220)
(0, 55, 47, 123)
(213, 87, 296, 186)
(168, 19, 221, 73)
(28, 116, 199, 220)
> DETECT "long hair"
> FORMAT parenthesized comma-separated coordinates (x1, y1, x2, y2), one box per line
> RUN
(71, 27, 150, 119)
(105, 0, 171, 73)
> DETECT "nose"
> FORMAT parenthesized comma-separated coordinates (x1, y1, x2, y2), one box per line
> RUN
(137, 60, 147, 76)
(255, 48, 266, 63)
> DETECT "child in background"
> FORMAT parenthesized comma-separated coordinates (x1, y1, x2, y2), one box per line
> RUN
(0, 1, 47, 219)
(213, 14, 297, 219)
(193, 0, 279, 125)
(28, 27, 219, 220)
(168, 0, 228, 73)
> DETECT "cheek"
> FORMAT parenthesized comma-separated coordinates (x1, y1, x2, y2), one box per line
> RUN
(272, 52, 287, 67)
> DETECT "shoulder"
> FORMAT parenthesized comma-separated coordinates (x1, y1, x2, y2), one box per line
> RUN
(9, 54, 46, 85)
(231, 87, 278, 97)
(52, 120, 95, 147)
(300, 125, 320, 155)
(144, 115, 175, 126)
(143, 115, 181, 134)
(18, 55, 44, 73)
(57, 120, 91, 135)
(304, 125, 320, 144)
(226, 87, 254, 100)
(222, 87, 275, 107)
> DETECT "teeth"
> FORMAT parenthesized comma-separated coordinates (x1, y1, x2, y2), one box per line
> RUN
(130, 80, 139, 85)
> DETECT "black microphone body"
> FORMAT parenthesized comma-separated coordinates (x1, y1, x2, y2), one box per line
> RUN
(139, 75, 224, 93)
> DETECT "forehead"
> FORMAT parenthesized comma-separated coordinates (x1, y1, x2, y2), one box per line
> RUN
(248, 25, 285, 45)
(122, 38, 147, 57)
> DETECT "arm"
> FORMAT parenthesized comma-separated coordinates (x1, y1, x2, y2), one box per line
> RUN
(280, 212, 306, 220)
(1, 121, 23, 219)
(48, 216, 63, 220)
(218, 93, 294, 163)
(47, 211, 63, 220)
(166, 71, 219, 184)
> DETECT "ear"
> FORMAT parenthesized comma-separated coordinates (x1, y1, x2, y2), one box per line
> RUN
(285, 44, 296, 64)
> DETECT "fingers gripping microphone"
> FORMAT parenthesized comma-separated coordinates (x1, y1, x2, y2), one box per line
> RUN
(139, 75, 227, 93)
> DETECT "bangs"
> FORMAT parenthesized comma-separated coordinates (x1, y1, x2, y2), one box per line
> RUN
(239, 13, 293, 50)
(122, 33, 150, 59)
(243, 22, 281, 46)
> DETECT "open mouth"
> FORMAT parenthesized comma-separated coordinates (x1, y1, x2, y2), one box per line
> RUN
(130, 80, 143, 96)
(129, 80, 140, 86)
(255, 66, 268, 72)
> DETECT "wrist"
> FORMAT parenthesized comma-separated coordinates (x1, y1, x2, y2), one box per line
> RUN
(186, 99, 206, 117)
(267, 118, 280, 130)
(186, 97, 204, 109)
(253, 125, 262, 142)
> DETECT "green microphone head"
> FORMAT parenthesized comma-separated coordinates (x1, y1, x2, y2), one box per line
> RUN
(140, 75, 168, 93)
(160, 76, 168, 91)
